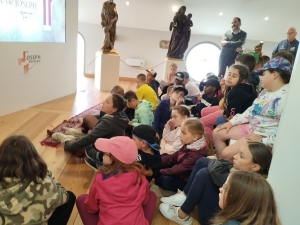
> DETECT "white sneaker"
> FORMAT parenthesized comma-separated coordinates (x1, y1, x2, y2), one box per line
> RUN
(63, 127, 85, 138)
(161, 189, 186, 206)
(150, 184, 176, 197)
(159, 203, 192, 225)
(52, 133, 76, 143)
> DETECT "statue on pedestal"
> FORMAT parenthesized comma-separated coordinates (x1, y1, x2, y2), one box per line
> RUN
(101, 0, 118, 52)
(167, 6, 193, 59)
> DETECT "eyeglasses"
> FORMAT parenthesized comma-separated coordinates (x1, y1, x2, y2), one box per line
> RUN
(103, 152, 111, 156)
(286, 32, 295, 35)
(220, 183, 227, 194)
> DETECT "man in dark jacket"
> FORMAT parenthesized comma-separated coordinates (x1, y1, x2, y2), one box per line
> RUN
(272, 27, 299, 64)
(218, 17, 247, 78)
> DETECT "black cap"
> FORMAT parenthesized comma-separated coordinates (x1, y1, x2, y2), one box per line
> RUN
(172, 85, 188, 96)
(175, 72, 185, 81)
(202, 79, 221, 90)
(132, 125, 161, 151)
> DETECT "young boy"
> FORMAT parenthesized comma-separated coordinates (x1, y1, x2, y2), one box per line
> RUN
(146, 68, 160, 97)
(123, 91, 154, 127)
(192, 79, 220, 118)
(235, 53, 259, 86)
(136, 74, 159, 110)
(132, 125, 162, 182)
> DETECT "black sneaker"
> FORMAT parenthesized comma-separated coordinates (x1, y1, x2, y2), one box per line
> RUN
(84, 157, 101, 172)
(85, 146, 103, 164)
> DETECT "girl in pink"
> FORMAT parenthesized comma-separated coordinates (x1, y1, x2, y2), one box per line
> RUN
(76, 136, 152, 225)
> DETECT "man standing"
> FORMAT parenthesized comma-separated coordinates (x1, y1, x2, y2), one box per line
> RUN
(218, 17, 247, 78)
(272, 27, 299, 63)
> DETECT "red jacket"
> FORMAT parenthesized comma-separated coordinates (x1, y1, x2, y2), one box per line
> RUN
(85, 171, 149, 225)
(160, 145, 208, 181)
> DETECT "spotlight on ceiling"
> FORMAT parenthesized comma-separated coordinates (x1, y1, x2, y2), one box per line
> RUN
(172, 6, 178, 12)
(126, 1, 129, 5)
(219, 12, 223, 16)
(265, 17, 269, 20)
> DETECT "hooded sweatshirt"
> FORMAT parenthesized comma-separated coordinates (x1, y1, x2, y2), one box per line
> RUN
(85, 171, 149, 225)
(0, 171, 68, 225)
(132, 100, 154, 127)
(223, 83, 257, 118)
(64, 111, 129, 152)
(148, 79, 160, 97)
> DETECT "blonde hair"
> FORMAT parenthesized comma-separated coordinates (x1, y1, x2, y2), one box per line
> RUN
(110, 85, 124, 96)
(182, 118, 213, 155)
(136, 74, 147, 83)
(166, 85, 174, 96)
(211, 171, 281, 225)
(169, 63, 178, 69)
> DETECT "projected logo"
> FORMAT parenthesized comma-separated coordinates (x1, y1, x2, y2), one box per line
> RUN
(18, 51, 41, 73)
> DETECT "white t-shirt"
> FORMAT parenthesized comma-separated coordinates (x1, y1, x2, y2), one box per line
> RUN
(185, 81, 201, 97)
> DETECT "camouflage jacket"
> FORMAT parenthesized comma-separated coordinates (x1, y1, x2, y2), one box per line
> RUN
(0, 170, 68, 225)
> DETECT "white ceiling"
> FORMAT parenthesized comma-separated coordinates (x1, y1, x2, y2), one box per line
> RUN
(78, 0, 300, 42)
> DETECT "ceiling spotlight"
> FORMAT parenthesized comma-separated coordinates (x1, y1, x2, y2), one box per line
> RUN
(172, 6, 178, 12)
(126, 1, 129, 5)
(219, 12, 223, 16)
(265, 17, 269, 20)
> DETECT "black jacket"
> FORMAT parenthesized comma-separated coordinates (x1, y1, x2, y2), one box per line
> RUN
(64, 111, 129, 152)
(137, 150, 162, 182)
(223, 83, 257, 118)
(208, 159, 233, 187)
(249, 71, 260, 86)
(148, 79, 160, 97)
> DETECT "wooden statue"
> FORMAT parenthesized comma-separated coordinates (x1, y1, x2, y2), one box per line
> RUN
(167, 6, 193, 59)
(101, 0, 118, 52)
(254, 41, 264, 56)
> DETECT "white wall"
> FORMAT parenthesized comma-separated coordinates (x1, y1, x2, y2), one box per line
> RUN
(79, 22, 278, 81)
(0, 0, 78, 117)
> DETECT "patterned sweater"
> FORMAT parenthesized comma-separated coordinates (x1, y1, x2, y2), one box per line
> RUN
(230, 84, 289, 147)
(0, 171, 68, 225)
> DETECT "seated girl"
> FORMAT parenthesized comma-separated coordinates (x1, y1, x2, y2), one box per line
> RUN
(200, 64, 257, 142)
(159, 142, 272, 225)
(161, 105, 190, 155)
(154, 86, 188, 139)
(51, 94, 128, 158)
(0, 135, 75, 225)
(76, 136, 151, 225)
(211, 170, 281, 225)
(213, 57, 291, 160)
(155, 119, 213, 195)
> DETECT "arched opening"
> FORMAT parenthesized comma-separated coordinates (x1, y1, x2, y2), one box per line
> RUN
(185, 42, 221, 81)
(77, 32, 85, 91)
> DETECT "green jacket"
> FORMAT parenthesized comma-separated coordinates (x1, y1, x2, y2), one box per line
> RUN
(132, 100, 154, 127)
(0, 170, 68, 225)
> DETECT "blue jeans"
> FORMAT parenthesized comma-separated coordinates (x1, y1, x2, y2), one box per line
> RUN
(216, 115, 227, 127)
(181, 158, 221, 225)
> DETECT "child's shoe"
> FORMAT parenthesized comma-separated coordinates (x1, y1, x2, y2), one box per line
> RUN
(63, 127, 85, 138)
(51, 133, 76, 143)
(160, 189, 186, 206)
(159, 203, 192, 225)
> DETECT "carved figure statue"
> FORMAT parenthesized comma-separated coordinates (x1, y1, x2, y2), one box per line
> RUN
(101, 0, 118, 52)
(167, 6, 192, 59)
(254, 41, 264, 56)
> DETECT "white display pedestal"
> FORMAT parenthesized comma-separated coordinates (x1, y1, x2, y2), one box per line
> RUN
(94, 51, 120, 91)
(163, 57, 186, 80)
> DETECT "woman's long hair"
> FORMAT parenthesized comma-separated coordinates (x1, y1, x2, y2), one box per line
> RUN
(211, 171, 281, 225)
(98, 154, 152, 184)
(0, 135, 48, 184)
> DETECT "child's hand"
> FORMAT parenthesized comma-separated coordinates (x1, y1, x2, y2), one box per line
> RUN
(128, 121, 133, 125)
(165, 119, 173, 128)
(216, 122, 233, 133)
(246, 134, 263, 142)
(176, 97, 183, 106)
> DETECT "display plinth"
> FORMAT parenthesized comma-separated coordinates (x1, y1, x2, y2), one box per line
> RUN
(163, 57, 186, 80)
(94, 51, 120, 91)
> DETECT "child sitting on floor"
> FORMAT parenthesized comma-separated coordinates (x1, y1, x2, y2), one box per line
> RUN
(0, 135, 76, 225)
(136, 73, 159, 110)
(76, 136, 151, 225)
(132, 125, 162, 182)
(154, 119, 213, 196)
(214, 57, 292, 160)
(161, 105, 190, 155)
(154, 85, 188, 139)
(123, 91, 154, 127)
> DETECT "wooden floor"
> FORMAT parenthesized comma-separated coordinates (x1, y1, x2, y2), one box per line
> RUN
(0, 77, 200, 225)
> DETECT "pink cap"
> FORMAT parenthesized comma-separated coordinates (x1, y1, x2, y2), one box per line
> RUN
(94, 136, 138, 164)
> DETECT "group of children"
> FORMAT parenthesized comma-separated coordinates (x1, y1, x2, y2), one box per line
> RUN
(0, 50, 293, 225)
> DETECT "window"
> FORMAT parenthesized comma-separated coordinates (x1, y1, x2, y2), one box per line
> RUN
(185, 42, 221, 81)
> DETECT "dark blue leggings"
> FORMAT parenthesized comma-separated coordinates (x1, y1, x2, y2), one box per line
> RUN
(181, 158, 221, 225)
(156, 175, 187, 192)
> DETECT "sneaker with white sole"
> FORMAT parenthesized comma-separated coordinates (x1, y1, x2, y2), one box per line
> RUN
(159, 203, 192, 225)
(160, 189, 186, 206)
(84, 157, 101, 172)
(51, 133, 76, 143)
(63, 127, 85, 138)
(150, 184, 176, 197)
